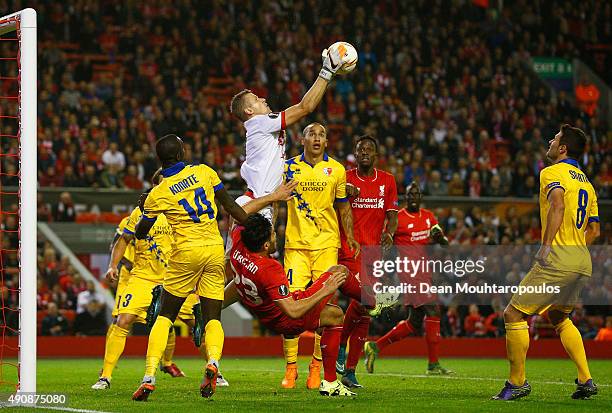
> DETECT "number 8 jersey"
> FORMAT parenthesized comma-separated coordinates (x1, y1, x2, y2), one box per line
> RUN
(539, 158, 599, 275)
(143, 162, 224, 248)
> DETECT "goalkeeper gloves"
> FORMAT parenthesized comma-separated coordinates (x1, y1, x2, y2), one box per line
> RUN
(319, 44, 343, 81)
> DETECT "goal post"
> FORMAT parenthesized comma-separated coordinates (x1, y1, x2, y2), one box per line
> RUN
(0, 8, 37, 394)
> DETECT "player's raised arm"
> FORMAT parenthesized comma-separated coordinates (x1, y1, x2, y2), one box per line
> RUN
(283, 46, 343, 127)
(216, 187, 249, 224)
(241, 180, 298, 214)
(274, 267, 347, 319)
(535, 187, 565, 266)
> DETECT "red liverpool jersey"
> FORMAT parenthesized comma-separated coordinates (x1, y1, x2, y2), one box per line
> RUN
(395, 208, 438, 246)
(339, 168, 398, 258)
(229, 227, 290, 325)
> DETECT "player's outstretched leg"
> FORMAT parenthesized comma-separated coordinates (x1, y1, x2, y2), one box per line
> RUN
(318, 305, 356, 397)
(307, 333, 323, 389)
(423, 306, 453, 375)
(549, 310, 597, 399)
(336, 300, 360, 374)
(133, 289, 185, 401)
(281, 335, 299, 388)
(364, 319, 415, 374)
(492, 305, 530, 401)
(198, 297, 224, 398)
(93, 314, 135, 390)
(342, 308, 369, 388)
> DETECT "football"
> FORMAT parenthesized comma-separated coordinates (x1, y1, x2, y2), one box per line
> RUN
(328, 41, 358, 74)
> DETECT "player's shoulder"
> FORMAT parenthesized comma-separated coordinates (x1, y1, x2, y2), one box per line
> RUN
(246, 113, 280, 127)
(259, 256, 284, 275)
(118, 216, 130, 231)
(420, 208, 435, 218)
(285, 155, 301, 166)
(128, 206, 142, 220)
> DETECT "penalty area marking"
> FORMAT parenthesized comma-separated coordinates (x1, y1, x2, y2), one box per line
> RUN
(230, 367, 612, 388)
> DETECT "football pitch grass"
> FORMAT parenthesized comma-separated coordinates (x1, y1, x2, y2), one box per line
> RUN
(4, 357, 612, 412)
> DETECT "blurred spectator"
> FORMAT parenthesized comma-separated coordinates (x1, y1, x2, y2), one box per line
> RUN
(41, 302, 69, 336)
(37, 193, 52, 222)
(101, 142, 126, 172)
(73, 300, 107, 336)
(464, 305, 487, 337)
(595, 317, 612, 341)
(53, 192, 76, 222)
(76, 281, 106, 314)
(575, 78, 600, 118)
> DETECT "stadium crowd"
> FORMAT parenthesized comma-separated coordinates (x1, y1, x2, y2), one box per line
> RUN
(1, 0, 610, 338)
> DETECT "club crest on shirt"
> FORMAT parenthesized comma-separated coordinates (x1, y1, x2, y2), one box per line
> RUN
(426, 218, 431, 227)
(322, 167, 332, 176)
(379, 184, 385, 196)
(278, 284, 289, 297)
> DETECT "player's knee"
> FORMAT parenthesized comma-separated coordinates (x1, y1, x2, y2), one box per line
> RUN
(116, 314, 135, 330)
(503, 304, 525, 323)
(321, 304, 344, 326)
(547, 310, 567, 326)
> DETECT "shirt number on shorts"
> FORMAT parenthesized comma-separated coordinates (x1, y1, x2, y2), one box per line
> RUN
(575, 189, 588, 229)
(122, 293, 133, 308)
(178, 187, 215, 223)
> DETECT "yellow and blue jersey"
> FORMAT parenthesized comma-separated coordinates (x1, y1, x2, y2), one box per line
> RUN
(124, 207, 173, 284)
(284, 152, 347, 250)
(143, 162, 224, 249)
(539, 158, 598, 275)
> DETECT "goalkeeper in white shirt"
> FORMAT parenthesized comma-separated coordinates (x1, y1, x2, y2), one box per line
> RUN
(229, 43, 346, 222)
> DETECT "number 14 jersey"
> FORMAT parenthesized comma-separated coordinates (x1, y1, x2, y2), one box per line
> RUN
(143, 162, 224, 249)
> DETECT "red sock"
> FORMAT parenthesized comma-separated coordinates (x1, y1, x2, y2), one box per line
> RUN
(376, 320, 415, 351)
(424, 316, 441, 363)
(339, 270, 361, 302)
(346, 315, 370, 369)
(340, 300, 362, 345)
(321, 326, 342, 382)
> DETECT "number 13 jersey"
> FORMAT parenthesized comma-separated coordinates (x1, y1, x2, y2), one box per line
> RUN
(538, 158, 598, 275)
(143, 162, 224, 249)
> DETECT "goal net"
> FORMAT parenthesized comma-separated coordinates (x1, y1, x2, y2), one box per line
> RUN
(0, 8, 36, 394)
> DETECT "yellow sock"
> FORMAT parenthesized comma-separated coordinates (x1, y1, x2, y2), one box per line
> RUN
(101, 325, 129, 379)
(283, 336, 299, 364)
(556, 318, 591, 383)
(144, 316, 173, 377)
(204, 319, 224, 362)
(106, 323, 116, 340)
(313, 333, 322, 361)
(505, 321, 529, 386)
(161, 327, 176, 367)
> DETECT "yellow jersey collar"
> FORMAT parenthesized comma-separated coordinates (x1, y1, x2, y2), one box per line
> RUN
(161, 162, 186, 177)
(558, 158, 580, 169)
(300, 152, 329, 167)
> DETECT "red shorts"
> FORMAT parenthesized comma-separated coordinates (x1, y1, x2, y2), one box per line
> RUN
(264, 272, 333, 335)
(269, 297, 330, 336)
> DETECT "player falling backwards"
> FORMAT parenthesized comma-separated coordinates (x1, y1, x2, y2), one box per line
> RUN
(229, 42, 346, 222)
(364, 181, 454, 376)
(92, 180, 201, 389)
(281, 122, 360, 390)
(131, 134, 295, 401)
(334, 135, 399, 388)
(493, 124, 599, 401)
(225, 214, 356, 396)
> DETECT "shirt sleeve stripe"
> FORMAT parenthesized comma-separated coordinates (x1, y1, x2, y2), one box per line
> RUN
(123, 228, 134, 235)
(213, 182, 224, 192)
(335, 197, 349, 202)
(141, 215, 157, 222)
(546, 185, 564, 198)
(281, 111, 286, 130)
(588, 216, 600, 223)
